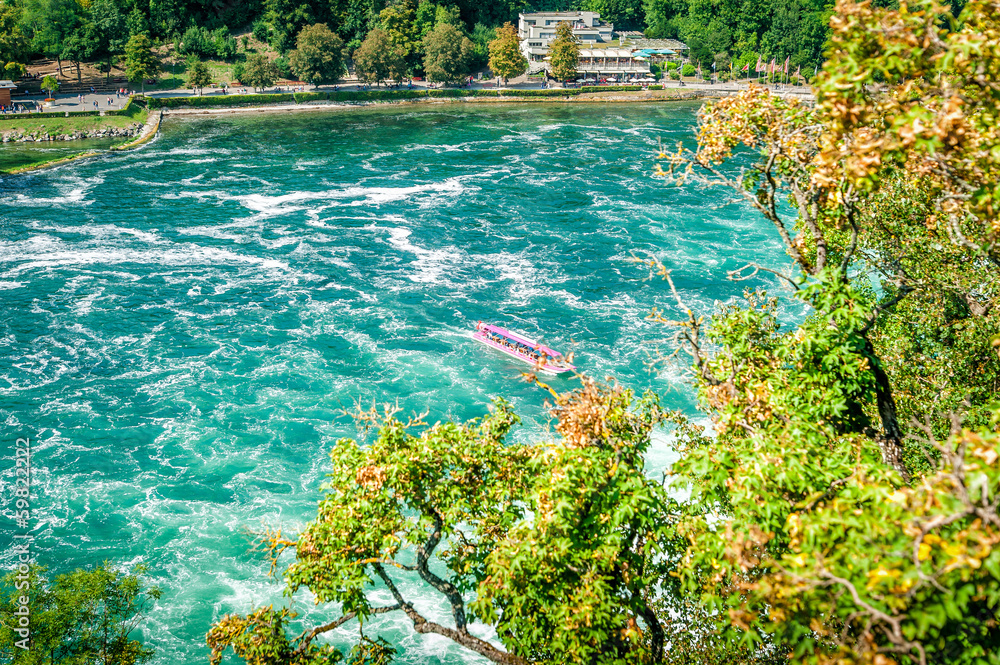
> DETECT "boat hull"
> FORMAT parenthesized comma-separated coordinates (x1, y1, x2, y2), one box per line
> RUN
(472, 327, 575, 375)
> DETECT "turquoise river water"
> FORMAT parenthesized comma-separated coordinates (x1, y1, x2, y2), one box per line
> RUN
(0, 102, 790, 664)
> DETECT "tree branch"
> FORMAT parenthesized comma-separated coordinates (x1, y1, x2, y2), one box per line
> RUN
(293, 605, 402, 655)
(372, 563, 527, 665)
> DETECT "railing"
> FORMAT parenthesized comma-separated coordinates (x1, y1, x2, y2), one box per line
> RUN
(578, 63, 651, 71)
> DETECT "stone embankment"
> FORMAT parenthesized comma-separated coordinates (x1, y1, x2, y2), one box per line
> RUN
(1, 122, 144, 143)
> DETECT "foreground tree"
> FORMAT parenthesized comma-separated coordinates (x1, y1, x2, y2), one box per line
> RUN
(548, 21, 579, 82)
(653, 0, 1000, 661)
(124, 32, 158, 93)
(242, 52, 280, 92)
(0, 563, 160, 664)
(187, 58, 212, 95)
(422, 22, 473, 85)
(208, 384, 684, 664)
(352, 28, 406, 86)
(288, 23, 345, 87)
(487, 22, 527, 84)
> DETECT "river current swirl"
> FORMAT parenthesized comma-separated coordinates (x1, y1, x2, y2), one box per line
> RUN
(1, 102, 789, 664)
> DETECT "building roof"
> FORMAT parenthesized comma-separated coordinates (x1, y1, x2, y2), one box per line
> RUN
(629, 38, 689, 50)
(0, 80, 17, 89)
(579, 48, 636, 58)
(521, 11, 593, 17)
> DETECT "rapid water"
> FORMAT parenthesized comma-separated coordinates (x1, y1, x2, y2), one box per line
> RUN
(0, 102, 790, 664)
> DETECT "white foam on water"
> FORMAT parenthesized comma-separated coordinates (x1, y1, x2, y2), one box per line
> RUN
(1, 175, 104, 207)
(28, 221, 162, 244)
(382, 226, 459, 285)
(0, 234, 295, 278)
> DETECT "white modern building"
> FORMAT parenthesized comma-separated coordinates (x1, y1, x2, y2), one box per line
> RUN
(518, 12, 614, 62)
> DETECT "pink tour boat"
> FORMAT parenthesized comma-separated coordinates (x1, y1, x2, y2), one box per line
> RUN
(473, 322, 576, 374)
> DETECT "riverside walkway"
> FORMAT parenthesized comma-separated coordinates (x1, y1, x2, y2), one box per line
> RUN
(14, 77, 813, 113)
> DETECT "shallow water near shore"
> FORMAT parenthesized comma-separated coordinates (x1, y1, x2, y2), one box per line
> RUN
(1, 102, 791, 664)
(0, 137, 120, 172)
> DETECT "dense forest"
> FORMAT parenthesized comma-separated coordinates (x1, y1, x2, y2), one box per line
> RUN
(0, 0, 841, 82)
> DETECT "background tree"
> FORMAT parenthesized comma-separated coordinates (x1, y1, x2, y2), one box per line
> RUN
(379, 2, 420, 58)
(0, 2, 30, 77)
(0, 563, 160, 664)
(90, 0, 128, 82)
(124, 32, 158, 93)
(125, 5, 147, 38)
(548, 21, 579, 82)
(23, 0, 84, 79)
(288, 23, 345, 87)
(422, 21, 473, 84)
(242, 52, 280, 91)
(40, 73, 58, 99)
(61, 22, 99, 83)
(581, 0, 645, 30)
(487, 21, 526, 84)
(352, 27, 406, 86)
(187, 58, 212, 94)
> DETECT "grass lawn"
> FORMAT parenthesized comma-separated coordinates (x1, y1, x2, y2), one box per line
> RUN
(153, 59, 238, 90)
(0, 104, 147, 136)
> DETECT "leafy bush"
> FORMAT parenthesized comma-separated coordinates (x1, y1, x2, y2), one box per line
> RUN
(251, 20, 269, 44)
(580, 85, 642, 92)
(231, 62, 244, 84)
(292, 91, 327, 102)
(105, 98, 143, 117)
(273, 56, 292, 79)
(146, 94, 295, 109)
(665, 60, 678, 70)
(329, 89, 426, 102)
(681, 63, 695, 76)
(212, 27, 237, 60)
(648, 84, 664, 90)
(497, 88, 573, 96)
(179, 26, 236, 60)
(0, 109, 100, 120)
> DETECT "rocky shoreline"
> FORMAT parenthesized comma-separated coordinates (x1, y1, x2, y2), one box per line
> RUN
(1, 122, 144, 143)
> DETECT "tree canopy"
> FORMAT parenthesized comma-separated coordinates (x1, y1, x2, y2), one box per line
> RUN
(242, 52, 280, 91)
(548, 21, 580, 82)
(352, 27, 406, 86)
(288, 23, 346, 86)
(0, 563, 160, 665)
(123, 32, 158, 91)
(187, 58, 212, 93)
(208, 386, 685, 665)
(422, 21, 474, 84)
(487, 21, 527, 83)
